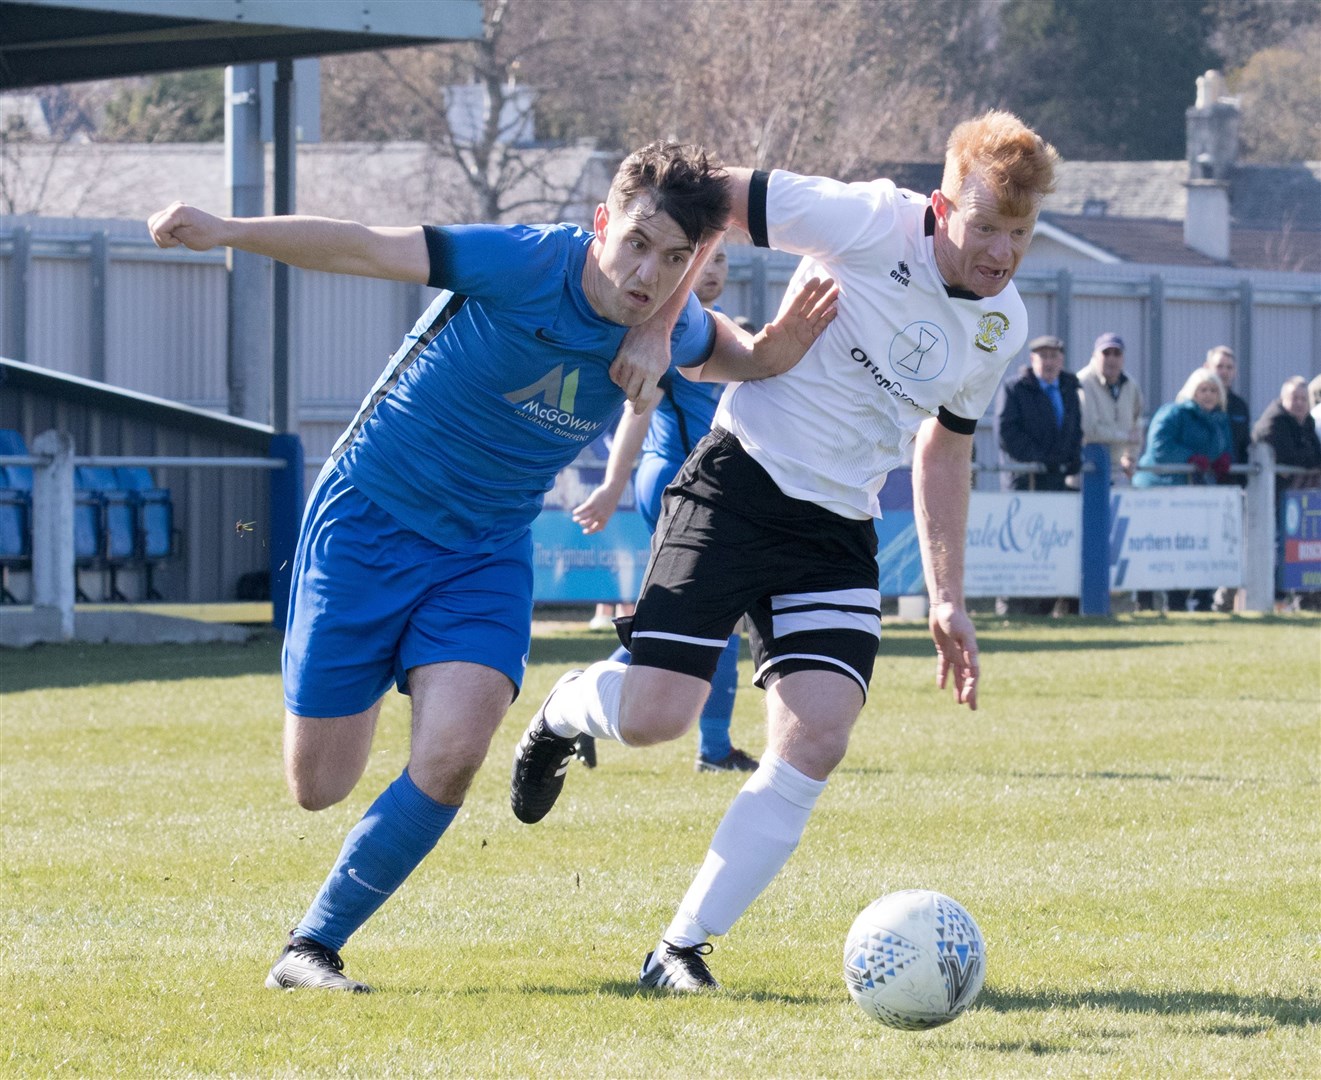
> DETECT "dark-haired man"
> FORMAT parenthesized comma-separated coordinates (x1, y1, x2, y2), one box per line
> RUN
(149, 141, 837, 992)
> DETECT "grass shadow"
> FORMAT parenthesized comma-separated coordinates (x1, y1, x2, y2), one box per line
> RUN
(976, 637, 1189, 655)
(980, 986, 1319, 1027)
(0, 636, 283, 692)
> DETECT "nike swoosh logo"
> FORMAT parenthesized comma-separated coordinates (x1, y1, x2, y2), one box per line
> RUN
(347, 867, 390, 895)
(535, 328, 565, 345)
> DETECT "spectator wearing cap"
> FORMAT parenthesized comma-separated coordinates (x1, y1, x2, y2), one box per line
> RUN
(994, 334, 1083, 616)
(1078, 332, 1145, 484)
(996, 334, 1083, 492)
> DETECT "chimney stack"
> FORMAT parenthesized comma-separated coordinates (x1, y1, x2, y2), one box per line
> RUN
(1184, 70, 1240, 262)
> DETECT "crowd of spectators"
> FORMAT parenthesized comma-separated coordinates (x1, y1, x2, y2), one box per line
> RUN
(995, 331, 1319, 615)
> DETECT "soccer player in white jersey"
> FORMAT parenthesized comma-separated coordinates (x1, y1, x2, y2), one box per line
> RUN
(148, 143, 837, 993)
(511, 111, 1059, 991)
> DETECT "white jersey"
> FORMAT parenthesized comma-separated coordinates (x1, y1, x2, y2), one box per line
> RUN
(716, 170, 1027, 520)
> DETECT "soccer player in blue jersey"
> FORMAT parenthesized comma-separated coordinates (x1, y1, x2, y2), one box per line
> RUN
(148, 142, 837, 992)
(571, 238, 755, 773)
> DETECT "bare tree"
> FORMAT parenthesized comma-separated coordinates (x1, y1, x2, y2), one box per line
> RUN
(0, 82, 120, 214)
(321, 0, 610, 223)
(612, 0, 991, 178)
(318, 0, 997, 222)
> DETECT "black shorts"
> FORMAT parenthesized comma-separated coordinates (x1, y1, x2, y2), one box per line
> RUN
(618, 429, 881, 696)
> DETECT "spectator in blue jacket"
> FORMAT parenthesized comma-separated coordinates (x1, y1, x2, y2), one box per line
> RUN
(996, 334, 1083, 492)
(1134, 367, 1233, 612)
(994, 334, 1083, 616)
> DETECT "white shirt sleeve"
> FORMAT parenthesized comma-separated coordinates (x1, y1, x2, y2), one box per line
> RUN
(765, 171, 901, 263)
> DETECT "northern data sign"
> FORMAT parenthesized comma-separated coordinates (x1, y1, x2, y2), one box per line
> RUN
(1108, 487, 1243, 591)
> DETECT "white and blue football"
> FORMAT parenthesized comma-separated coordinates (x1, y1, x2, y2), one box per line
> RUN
(843, 889, 986, 1030)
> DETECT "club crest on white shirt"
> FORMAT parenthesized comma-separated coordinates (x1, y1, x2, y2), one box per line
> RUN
(974, 312, 1010, 353)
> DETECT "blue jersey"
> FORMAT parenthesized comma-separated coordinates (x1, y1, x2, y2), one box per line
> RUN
(333, 223, 715, 552)
(644, 370, 723, 464)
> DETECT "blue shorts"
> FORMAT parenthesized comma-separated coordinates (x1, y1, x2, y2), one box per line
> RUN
(634, 452, 684, 532)
(282, 462, 534, 717)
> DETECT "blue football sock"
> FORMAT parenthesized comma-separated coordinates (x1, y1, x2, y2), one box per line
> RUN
(295, 768, 458, 951)
(699, 634, 741, 760)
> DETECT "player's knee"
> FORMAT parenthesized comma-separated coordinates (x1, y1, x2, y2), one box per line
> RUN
(282, 707, 377, 810)
(618, 698, 696, 745)
(287, 769, 354, 812)
(407, 748, 481, 806)
(617, 665, 709, 745)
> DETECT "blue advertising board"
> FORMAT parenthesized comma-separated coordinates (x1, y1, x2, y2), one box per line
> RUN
(531, 465, 927, 601)
(1281, 489, 1321, 591)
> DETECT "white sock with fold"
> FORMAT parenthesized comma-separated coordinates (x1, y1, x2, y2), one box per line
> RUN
(543, 661, 627, 744)
(659, 751, 825, 950)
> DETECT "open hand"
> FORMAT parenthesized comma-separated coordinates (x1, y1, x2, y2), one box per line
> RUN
(929, 601, 979, 710)
(572, 485, 622, 535)
(752, 276, 839, 377)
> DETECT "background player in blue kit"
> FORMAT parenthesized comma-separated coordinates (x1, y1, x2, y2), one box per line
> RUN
(148, 142, 837, 993)
(512, 113, 1059, 993)
(570, 238, 754, 773)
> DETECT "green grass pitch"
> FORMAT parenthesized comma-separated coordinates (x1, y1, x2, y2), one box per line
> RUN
(2, 614, 1318, 1077)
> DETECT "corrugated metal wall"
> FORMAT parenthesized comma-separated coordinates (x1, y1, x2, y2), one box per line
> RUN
(3, 214, 1318, 509)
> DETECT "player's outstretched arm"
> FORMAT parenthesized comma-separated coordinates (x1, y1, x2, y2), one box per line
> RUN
(571, 402, 656, 535)
(693, 276, 837, 384)
(912, 417, 979, 710)
(147, 202, 430, 284)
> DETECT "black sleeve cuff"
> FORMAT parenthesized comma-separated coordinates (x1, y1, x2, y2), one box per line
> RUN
(747, 170, 771, 248)
(937, 407, 978, 435)
(422, 225, 451, 289)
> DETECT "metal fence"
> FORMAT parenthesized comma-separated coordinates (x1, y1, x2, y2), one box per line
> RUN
(3, 214, 1319, 498)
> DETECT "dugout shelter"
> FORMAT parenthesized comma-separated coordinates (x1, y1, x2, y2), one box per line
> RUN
(0, 1, 483, 634)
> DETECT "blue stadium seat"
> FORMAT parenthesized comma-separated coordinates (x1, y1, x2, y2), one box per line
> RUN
(0, 467, 31, 603)
(0, 429, 33, 489)
(0, 432, 34, 603)
(74, 465, 132, 601)
(114, 466, 176, 599)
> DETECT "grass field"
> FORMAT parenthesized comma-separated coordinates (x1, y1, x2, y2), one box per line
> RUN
(2, 614, 1318, 1078)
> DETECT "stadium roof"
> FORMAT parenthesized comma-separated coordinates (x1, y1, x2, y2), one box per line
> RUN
(0, 0, 483, 89)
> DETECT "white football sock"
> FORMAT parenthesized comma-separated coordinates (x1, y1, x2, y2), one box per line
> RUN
(543, 661, 626, 743)
(661, 751, 825, 947)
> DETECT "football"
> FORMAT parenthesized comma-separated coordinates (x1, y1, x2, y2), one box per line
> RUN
(842, 889, 986, 1030)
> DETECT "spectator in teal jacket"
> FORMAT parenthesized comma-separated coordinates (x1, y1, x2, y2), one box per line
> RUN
(1134, 367, 1233, 612)
(1134, 368, 1233, 489)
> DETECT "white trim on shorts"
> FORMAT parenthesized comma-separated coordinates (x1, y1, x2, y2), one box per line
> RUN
(630, 629, 732, 650)
(771, 588, 881, 611)
(769, 588, 883, 641)
(753, 653, 871, 695)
